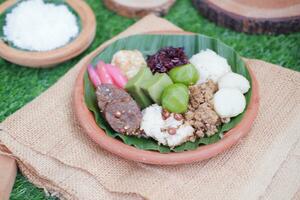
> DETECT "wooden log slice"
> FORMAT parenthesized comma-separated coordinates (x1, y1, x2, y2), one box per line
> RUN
(103, 0, 176, 18)
(193, 0, 300, 34)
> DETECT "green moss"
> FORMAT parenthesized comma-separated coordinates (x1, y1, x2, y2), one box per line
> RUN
(0, 0, 299, 199)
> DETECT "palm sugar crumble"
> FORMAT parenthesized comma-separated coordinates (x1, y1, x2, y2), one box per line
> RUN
(184, 80, 229, 138)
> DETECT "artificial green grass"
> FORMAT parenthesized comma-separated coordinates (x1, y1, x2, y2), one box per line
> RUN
(0, 0, 299, 199)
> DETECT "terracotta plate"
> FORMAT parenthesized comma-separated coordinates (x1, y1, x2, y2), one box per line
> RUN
(73, 31, 259, 165)
(0, 0, 96, 68)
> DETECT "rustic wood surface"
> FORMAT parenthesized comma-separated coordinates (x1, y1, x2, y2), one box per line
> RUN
(103, 0, 176, 18)
(193, 0, 300, 34)
(0, 0, 96, 68)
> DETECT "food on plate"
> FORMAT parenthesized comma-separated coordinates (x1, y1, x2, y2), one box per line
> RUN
(125, 67, 153, 108)
(141, 104, 195, 147)
(161, 83, 189, 114)
(111, 50, 146, 79)
(189, 49, 231, 84)
(105, 64, 128, 88)
(95, 60, 128, 88)
(141, 73, 173, 104)
(104, 100, 141, 135)
(3, 0, 79, 51)
(147, 47, 189, 73)
(87, 64, 101, 87)
(86, 43, 251, 149)
(213, 88, 246, 118)
(96, 84, 131, 111)
(96, 84, 142, 135)
(184, 80, 222, 137)
(218, 72, 250, 94)
(168, 63, 199, 85)
(96, 61, 114, 84)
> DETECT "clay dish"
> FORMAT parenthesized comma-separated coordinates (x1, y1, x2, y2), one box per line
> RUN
(0, 0, 96, 68)
(73, 31, 260, 165)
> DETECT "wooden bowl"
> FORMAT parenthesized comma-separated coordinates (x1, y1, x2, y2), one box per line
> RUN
(73, 31, 260, 165)
(0, 0, 96, 68)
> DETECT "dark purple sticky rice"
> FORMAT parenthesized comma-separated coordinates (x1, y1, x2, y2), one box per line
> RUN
(146, 47, 189, 73)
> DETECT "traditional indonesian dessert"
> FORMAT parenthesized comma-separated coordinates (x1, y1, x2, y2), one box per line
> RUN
(147, 47, 189, 73)
(2, 0, 79, 51)
(87, 47, 250, 149)
(112, 50, 146, 79)
(95, 84, 142, 135)
(190, 49, 231, 84)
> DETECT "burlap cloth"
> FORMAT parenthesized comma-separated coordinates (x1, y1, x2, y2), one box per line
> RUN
(1, 15, 300, 200)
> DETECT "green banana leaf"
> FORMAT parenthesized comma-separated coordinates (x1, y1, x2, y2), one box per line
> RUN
(0, 0, 81, 51)
(84, 34, 252, 153)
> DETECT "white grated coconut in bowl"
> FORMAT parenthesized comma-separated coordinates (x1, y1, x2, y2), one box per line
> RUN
(3, 0, 79, 51)
(140, 104, 194, 147)
(189, 49, 232, 84)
